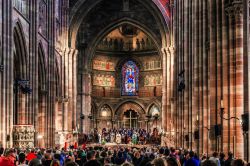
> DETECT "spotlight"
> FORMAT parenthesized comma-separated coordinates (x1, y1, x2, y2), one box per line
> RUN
(37, 135, 43, 139)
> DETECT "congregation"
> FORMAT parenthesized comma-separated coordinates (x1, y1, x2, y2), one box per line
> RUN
(0, 145, 249, 166)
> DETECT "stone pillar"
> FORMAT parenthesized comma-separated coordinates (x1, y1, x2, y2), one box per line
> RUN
(81, 72, 92, 133)
(233, 1, 244, 158)
(225, 0, 244, 158)
(161, 47, 168, 132)
(226, 4, 236, 154)
(59, 48, 78, 146)
(63, 48, 69, 132)
(1, 0, 13, 148)
(162, 46, 174, 132)
(161, 46, 175, 147)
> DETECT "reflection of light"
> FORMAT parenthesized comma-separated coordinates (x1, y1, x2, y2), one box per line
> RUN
(37, 135, 43, 139)
(151, 106, 159, 116)
(101, 110, 107, 117)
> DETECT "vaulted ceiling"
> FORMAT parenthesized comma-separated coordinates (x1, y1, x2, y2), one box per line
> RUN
(69, 0, 170, 59)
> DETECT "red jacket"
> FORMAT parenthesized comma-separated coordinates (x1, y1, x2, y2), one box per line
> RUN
(0, 156, 15, 166)
(26, 152, 37, 161)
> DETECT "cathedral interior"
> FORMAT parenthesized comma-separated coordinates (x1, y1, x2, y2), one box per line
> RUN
(0, 0, 250, 162)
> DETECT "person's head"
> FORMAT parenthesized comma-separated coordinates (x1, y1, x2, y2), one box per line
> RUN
(5, 149, 15, 158)
(228, 151, 233, 158)
(19, 152, 26, 164)
(104, 157, 111, 164)
(232, 159, 246, 166)
(212, 152, 218, 157)
(50, 159, 60, 166)
(29, 158, 42, 166)
(54, 153, 61, 161)
(201, 160, 217, 166)
(189, 151, 195, 158)
(152, 157, 168, 166)
(87, 150, 96, 161)
(134, 151, 141, 159)
(219, 152, 225, 159)
(0, 147, 4, 156)
(166, 157, 178, 166)
(100, 151, 107, 158)
(201, 155, 207, 160)
(44, 153, 52, 160)
(170, 147, 175, 154)
(159, 148, 165, 155)
(64, 161, 79, 166)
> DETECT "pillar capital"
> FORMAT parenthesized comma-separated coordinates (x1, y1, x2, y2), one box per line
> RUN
(65, 48, 78, 56)
(225, 1, 243, 18)
(161, 46, 175, 56)
(167, 46, 175, 54)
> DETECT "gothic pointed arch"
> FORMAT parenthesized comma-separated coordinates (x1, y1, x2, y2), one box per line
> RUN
(148, 103, 161, 117)
(13, 21, 29, 126)
(13, 21, 28, 79)
(37, 42, 47, 147)
(38, 42, 47, 93)
(115, 101, 145, 117)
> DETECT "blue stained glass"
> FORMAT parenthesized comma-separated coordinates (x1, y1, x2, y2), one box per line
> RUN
(122, 61, 139, 96)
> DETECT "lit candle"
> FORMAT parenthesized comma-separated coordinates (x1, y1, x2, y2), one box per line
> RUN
(196, 115, 199, 121)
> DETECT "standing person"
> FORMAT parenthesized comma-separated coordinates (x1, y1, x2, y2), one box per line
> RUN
(26, 149, 37, 163)
(219, 152, 226, 166)
(84, 150, 101, 166)
(185, 151, 200, 166)
(18, 152, 28, 166)
(0, 149, 16, 166)
(209, 152, 221, 166)
(225, 152, 234, 166)
(231, 159, 246, 166)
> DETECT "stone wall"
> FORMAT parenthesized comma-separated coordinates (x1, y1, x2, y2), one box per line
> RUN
(173, 0, 249, 159)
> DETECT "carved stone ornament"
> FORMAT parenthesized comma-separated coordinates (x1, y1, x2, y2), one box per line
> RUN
(161, 132, 175, 147)
(13, 125, 35, 148)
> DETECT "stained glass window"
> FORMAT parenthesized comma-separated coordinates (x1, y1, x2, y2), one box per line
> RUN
(122, 61, 139, 96)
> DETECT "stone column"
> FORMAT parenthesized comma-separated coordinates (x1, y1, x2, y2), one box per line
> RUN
(161, 47, 168, 132)
(1, 0, 13, 148)
(233, 1, 244, 158)
(161, 46, 174, 132)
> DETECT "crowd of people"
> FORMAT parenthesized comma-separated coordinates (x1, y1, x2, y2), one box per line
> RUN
(0, 145, 249, 166)
(87, 128, 161, 145)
